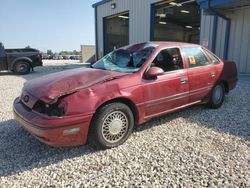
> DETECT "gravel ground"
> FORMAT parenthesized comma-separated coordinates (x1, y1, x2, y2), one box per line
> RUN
(0, 60, 249, 187)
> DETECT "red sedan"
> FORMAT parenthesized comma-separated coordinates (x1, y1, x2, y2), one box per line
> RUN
(13, 42, 238, 149)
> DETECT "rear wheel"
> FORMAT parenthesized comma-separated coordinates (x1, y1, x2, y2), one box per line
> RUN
(13, 61, 30, 75)
(206, 83, 225, 109)
(89, 103, 134, 149)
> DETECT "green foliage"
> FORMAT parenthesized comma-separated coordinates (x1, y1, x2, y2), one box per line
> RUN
(59, 50, 80, 56)
(73, 50, 80, 55)
(47, 49, 53, 56)
(42, 50, 80, 56)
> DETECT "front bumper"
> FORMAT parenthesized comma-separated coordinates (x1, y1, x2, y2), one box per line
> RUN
(13, 98, 93, 147)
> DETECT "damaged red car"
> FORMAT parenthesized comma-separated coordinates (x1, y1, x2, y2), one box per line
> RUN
(13, 42, 238, 149)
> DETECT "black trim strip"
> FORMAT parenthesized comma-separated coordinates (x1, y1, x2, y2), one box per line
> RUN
(144, 100, 201, 120)
(137, 91, 189, 107)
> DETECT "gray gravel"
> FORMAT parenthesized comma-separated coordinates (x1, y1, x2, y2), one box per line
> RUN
(0, 60, 249, 187)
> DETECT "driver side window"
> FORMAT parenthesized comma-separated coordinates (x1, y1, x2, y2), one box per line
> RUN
(151, 48, 184, 72)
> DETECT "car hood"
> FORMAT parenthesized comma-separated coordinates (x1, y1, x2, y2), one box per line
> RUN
(24, 68, 127, 103)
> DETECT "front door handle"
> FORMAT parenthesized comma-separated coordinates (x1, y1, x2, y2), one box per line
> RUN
(211, 71, 216, 77)
(180, 77, 188, 84)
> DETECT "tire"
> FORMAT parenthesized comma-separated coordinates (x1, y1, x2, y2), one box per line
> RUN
(13, 61, 30, 75)
(89, 102, 134, 149)
(206, 83, 225, 109)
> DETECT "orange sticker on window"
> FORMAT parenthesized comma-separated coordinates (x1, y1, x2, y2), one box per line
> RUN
(189, 56, 196, 65)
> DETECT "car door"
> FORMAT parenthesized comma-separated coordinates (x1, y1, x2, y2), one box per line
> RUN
(141, 47, 189, 119)
(182, 46, 218, 103)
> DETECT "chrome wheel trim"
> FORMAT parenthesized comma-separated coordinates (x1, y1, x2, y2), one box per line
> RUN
(212, 85, 223, 104)
(101, 111, 129, 143)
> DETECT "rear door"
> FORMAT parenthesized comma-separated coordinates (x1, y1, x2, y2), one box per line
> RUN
(182, 46, 218, 103)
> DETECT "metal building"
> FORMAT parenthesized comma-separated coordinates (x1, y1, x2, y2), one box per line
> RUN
(93, 0, 250, 74)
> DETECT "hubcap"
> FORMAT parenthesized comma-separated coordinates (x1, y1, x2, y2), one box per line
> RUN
(102, 111, 128, 143)
(212, 85, 223, 104)
(17, 64, 28, 73)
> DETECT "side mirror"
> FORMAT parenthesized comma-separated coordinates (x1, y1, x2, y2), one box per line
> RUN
(146, 67, 164, 79)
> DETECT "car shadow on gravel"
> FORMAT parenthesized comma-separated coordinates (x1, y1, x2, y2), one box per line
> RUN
(0, 119, 96, 177)
(135, 95, 250, 142)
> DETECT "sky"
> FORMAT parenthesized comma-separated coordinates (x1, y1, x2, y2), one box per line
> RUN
(0, 0, 99, 52)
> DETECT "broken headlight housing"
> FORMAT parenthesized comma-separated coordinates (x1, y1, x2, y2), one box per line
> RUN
(33, 98, 67, 117)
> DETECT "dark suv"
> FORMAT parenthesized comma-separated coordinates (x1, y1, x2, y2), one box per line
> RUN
(0, 42, 43, 74)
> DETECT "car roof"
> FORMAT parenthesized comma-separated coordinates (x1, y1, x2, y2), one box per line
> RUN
(124, 41, 201, 52)
(148, 41, 201, 48)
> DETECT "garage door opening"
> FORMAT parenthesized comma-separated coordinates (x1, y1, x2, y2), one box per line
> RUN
(152, 0, 200, 44)
(104, 12, 129, 55)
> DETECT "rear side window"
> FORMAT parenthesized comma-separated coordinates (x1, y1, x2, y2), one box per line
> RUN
(203, 48, 220, 64)
(183, 47, 210, 68)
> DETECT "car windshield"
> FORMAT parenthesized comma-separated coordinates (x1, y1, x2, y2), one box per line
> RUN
(92, 47, 155, 73)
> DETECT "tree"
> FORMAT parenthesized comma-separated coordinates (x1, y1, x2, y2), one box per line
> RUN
(47, 49, 53, 56)
(58, 50, 80, 56)
(73, 50, 80, 55)
(59, 51, 70, 55)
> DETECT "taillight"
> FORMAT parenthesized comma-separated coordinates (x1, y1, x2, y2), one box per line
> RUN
(37, 53, 42, 60)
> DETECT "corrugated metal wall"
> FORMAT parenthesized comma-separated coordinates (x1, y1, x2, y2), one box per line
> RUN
(215, 17, 227, 58)
(200, 10, 216, 50)
(96, 0, 160, 57)
(201, 7, 250, 73)
(228, 7, 250, 73)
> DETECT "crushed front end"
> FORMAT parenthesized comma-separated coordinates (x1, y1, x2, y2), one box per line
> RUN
(13, 90, 93, 147)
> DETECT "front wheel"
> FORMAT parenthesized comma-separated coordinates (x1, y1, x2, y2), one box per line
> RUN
(206, 83, 225, 109)
(13, 61, 30, 75)
(89, 103, 134, 149)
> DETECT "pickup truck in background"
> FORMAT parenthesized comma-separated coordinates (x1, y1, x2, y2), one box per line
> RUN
(0, 42, 43, 74)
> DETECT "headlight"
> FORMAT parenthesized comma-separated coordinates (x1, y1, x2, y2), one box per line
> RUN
(33, 98, 67, 117)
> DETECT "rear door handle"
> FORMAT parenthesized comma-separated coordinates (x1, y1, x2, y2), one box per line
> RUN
(211, 71, 216, 77)
(180, 77, 188, 84)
